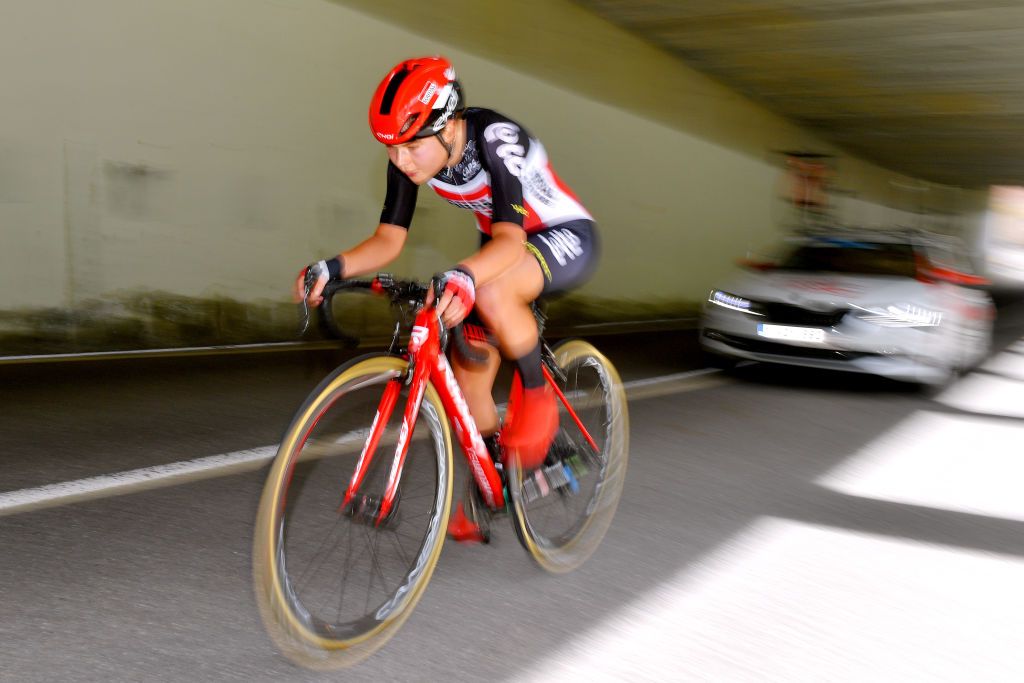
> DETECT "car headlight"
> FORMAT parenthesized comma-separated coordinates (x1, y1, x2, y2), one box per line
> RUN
(854, 303, 943, 327)
(708, 290, 764, 316)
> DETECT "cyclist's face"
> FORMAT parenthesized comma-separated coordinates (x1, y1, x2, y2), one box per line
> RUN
(386, 135, 447, 184)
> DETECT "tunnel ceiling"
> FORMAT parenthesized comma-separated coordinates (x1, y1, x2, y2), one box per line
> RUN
(576, 0, 1024, 188)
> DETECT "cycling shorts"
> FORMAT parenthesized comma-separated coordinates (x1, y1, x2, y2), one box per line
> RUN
(481, 219, 599, 295)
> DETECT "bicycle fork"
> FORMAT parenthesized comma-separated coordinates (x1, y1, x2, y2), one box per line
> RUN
(340, 351, 431, 526)
(339, 313, 505, 526)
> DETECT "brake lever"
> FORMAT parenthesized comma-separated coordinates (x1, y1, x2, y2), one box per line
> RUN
(298, 269, 317, 336)
(430, 277, 449, 351)
(430, 274, 487, 364)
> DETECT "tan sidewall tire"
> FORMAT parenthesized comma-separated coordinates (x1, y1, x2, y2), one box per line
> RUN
(252, 355, 453, 669)
(510, 340, 629, 573)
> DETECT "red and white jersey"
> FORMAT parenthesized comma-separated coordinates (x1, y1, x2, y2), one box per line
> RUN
(379, 108, 592, 235)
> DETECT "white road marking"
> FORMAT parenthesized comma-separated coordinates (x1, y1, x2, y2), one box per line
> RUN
(621, 367, 720, 389)
(0, 368, 724, 517)
(0, 446, 277, 517)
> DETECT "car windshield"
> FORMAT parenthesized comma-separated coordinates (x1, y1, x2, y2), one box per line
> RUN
(776, 240, 917, 277)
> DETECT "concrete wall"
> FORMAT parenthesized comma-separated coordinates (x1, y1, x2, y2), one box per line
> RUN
(0, 0, 988, 352)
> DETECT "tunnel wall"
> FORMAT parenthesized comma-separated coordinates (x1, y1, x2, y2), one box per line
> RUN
(0, 0, 986, 353)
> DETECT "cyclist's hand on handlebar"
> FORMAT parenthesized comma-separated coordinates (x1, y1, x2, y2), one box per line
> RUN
(293, 266, 325, 307)
(430, 267, 476, 328)
(294, 256, 344, 307)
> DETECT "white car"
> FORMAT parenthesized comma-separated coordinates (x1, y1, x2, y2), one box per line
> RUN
(700, 231, 995, 385)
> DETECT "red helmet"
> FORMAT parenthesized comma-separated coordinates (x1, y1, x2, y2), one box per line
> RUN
(368, 56, 464, 145)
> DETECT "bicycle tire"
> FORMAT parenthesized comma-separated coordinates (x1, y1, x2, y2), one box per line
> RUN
(508, 339, 629, 573)
(253, 354, 453, 669)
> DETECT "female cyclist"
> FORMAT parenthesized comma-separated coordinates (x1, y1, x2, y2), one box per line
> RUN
(295, 56, 599, 539)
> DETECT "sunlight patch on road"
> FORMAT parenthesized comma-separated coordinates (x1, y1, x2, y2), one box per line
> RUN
(818, 410, 1024, 523)
(514, 519, 1024, 682)
(819, 341, 1024, 523)
(977, 346, 1024, 381)
(937, 349, 1024, 419)
(516, 341, 1024, 681)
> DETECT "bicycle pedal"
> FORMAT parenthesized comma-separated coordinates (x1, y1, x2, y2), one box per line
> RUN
(521, 463, 579, 504)
(566, 452, 590, 478)
(561, 462, 580, 495)
(544, 462, 570, 489)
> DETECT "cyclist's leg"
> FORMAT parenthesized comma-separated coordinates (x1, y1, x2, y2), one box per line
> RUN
(451, 334, 502, 436)
(471, 218, 599, 360)
(476, 220, 601, 346)
(448, 319, 504, 542)
(445, 247, 543, 542)
(473, 253, 544, 358)
(475, 220, 600, 469)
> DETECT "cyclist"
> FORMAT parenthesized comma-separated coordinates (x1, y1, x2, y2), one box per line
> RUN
(296, 56, 599, 540)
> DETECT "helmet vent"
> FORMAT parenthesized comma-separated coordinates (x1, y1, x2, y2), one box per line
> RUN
(379, 66, 411, 115)
(399, 114, 419, 136)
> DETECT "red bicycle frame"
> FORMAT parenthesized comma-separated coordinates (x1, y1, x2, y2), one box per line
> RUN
(340, 291, 599, 524)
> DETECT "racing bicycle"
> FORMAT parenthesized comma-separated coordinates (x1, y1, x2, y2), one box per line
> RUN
(252, 274, 629, 669)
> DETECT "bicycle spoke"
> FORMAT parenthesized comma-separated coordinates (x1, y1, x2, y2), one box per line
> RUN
(386, 528, 412, 568)
(363, 526, 389, 614)
(293, 514, 346, 595)
(336, 516, 357, 623)
(387, 527, 430, 547)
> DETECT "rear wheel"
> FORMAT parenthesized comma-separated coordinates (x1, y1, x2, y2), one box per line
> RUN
(253, 354, 453, 669)
(508, 339, 629, 573)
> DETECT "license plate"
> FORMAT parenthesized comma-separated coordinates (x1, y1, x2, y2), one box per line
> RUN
(757, 324, 825, 343)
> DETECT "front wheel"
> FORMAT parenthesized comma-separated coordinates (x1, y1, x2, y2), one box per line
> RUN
(509, 339, 629, 573)
(253, 354, 453, 669)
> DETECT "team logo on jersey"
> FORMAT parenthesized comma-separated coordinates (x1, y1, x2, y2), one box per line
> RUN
(484, 122, 526, 177)
(461, 157, 481, 181)
(456, 140, 481, 181)
(522, 169, 556, 206)
(511, 204, 529, 217)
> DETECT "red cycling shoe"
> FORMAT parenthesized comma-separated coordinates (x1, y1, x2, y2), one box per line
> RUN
(447, 501, 486, 543)
(502, 384, 558, 471)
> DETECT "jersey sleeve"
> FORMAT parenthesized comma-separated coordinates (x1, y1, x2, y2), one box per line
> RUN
(477, 113, 531, 227)
(379, 161, 418, 229)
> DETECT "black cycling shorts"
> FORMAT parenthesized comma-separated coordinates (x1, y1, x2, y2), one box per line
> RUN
(481, 219, 600, 295)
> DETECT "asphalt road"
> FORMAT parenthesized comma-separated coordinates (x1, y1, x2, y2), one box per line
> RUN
(2, 297, 1024, 682)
